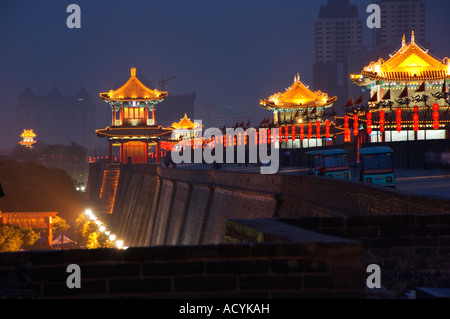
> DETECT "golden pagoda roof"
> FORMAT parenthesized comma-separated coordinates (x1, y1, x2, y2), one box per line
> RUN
(352, 32, 450, 84)
(260, 74, 337, 109)
(171, 113, 201, 130)
(99, 68, 168, 102)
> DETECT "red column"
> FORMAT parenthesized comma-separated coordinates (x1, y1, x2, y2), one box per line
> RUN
(112, 108, 116, 126)
(145, 141, 149, 163)
(152, 107, 156, 125)
(120, 108, 124, 126)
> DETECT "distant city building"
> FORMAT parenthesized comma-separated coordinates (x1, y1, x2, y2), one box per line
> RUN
(16, 86, 95, 149)
(134, 71, 196, 128)
(201, 101, 250, 130)
(375, 0, 428, 53)
(313, 0, 363, 112)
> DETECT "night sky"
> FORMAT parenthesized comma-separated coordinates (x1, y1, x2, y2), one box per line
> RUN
(1, 0, 449, 150)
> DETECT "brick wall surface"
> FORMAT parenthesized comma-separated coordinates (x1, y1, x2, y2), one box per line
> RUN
(0, 242, 364, 299)
(275, 214, 450, 296)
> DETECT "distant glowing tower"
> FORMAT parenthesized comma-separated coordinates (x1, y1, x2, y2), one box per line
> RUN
(19, 129, 37, 148)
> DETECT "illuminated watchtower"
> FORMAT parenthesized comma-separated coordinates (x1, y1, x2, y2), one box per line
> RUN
(96, 67, 173, 164)
(351, 32, 450, 142)
(19, 129, 37, 148)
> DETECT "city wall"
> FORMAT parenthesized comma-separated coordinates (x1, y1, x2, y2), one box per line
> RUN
(1, 165, 449, 298)
(90, 163, 450, 248)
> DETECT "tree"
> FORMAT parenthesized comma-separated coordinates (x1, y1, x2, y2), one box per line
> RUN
(52, 216, 70, 232)
(0, 225, 40, 252)
(75, 213, 113, 249)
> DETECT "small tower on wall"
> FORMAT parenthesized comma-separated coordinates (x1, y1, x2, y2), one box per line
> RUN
(96, 67, 173, 164)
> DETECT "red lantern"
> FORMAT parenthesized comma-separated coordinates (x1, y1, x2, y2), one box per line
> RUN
(291, 124, 295, 141)
(308, 122, 313, 140)
(433, 121, 440, 130)
(300, 124, 304, 141)
(316, 121, 321, 139)
(268, 128, 271, 144)
(279, 127, 283, 143)
(285, 126, 289, 143)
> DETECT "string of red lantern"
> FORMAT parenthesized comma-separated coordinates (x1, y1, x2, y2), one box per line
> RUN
(413, 106, 419, 131)
(344, 116, 350, 142)
(353, 114, 358, 136)
(396, 108, 402, 132)
(433, 103, 439, 130)
(325, 120, 330, 139)
(366, 112, 372, 135)
(316, 121, 321, 139)
(379, 110, 385, 133)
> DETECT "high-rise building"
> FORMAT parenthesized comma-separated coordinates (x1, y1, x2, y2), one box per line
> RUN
(375, 0, 427, 53)
(15, 86, 95, 150)
(313, 0, 363, 112)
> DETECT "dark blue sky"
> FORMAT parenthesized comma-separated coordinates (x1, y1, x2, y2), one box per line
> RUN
(1, 0, 449, 149)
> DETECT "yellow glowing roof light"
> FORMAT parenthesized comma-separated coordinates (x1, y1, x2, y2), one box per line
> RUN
(260, 73, 336, 109)
(353, 31, 450, 83)
(171, 113, 202, 130)
(99, 67, 168, 102)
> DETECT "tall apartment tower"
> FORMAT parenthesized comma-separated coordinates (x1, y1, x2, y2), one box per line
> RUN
(375, 0, 427, 53)
(313, 0, 363, 112)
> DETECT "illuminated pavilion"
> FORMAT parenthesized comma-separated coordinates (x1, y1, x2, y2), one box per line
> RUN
(260, 74, 337, 148)
(350, 32, 450, 143)
(171, 113, 202, 139)
(260, 74, 337, 125)
(19, 129, 37, 148)
(96, 67, 173, 164)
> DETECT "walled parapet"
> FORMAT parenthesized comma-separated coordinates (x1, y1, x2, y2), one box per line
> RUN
(0, 240, 364, 299)
(272, 215, 450, 297)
